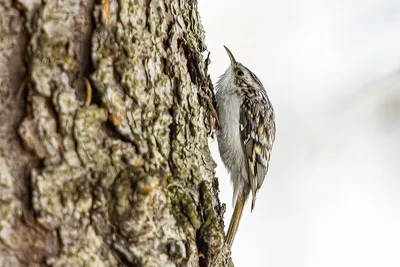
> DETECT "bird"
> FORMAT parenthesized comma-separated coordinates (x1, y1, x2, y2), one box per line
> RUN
(215, 46, 276, 248)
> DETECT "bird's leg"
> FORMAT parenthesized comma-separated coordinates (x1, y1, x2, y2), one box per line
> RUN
(198, 51, 219, 135)
(198, 86, 219, 134)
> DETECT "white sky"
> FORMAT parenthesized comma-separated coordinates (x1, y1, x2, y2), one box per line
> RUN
(199, 1, 400, 266)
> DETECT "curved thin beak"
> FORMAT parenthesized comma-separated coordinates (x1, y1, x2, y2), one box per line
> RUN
(224, 46, 236, 65)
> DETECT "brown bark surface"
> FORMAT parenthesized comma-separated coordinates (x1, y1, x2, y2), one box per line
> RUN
(0, 0, 233, 266)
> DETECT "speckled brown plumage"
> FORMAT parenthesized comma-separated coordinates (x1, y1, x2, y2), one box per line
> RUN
(216, 46, 276, 248)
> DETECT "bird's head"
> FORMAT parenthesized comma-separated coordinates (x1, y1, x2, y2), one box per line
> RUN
(222, 46, 264, 95)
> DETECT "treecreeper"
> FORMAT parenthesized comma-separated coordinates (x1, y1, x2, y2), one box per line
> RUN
(215, 46, 276, 247)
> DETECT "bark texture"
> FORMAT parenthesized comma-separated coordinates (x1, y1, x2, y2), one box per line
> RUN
(0, 0, 233, 266)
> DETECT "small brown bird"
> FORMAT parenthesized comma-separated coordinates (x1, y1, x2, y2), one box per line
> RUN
(215, 46, 276, 247)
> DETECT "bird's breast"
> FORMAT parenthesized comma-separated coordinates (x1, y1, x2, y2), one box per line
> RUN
(216, 93, 244, 173)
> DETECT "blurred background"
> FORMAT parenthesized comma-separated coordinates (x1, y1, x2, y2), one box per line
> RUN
(199, 1, 400, 266)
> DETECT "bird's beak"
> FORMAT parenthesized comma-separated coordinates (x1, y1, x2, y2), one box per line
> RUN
(224, 46, 236, 65)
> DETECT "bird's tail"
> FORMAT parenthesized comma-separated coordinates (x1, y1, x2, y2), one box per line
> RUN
(225, 190, 248, 248)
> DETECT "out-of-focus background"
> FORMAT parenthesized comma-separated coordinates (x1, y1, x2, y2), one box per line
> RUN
(199, 1, 400, 266)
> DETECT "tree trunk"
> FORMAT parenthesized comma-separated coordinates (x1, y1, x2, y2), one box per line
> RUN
(0, 0, 232, 266)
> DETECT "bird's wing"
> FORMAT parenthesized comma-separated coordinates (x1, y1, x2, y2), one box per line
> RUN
(240, 100, 275, 211)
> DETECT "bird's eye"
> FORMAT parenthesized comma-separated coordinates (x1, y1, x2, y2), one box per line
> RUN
(237, 70, 244, 76)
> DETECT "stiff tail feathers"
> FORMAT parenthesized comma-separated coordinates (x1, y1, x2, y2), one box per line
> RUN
(225, 190, 248, 248)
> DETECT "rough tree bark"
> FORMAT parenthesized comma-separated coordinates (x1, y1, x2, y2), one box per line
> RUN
(0, 0, 233, 266)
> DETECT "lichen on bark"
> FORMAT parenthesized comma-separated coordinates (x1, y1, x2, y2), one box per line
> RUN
(0, 0, 231, 266)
